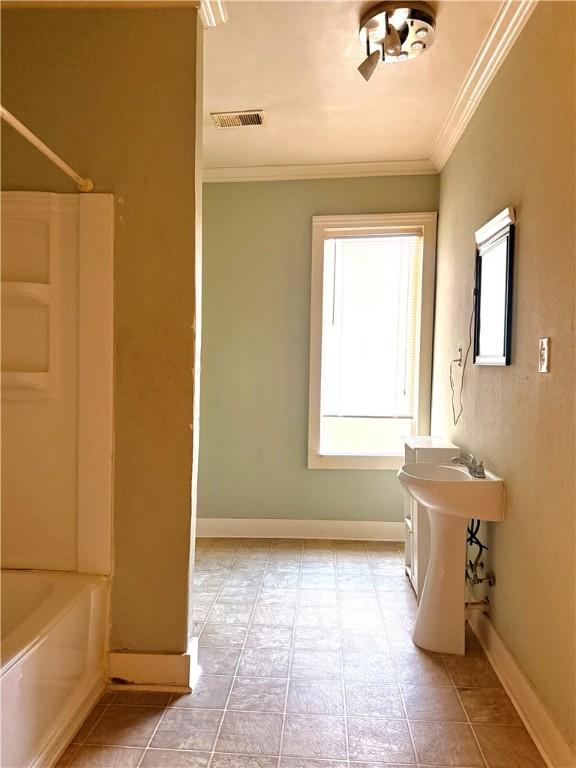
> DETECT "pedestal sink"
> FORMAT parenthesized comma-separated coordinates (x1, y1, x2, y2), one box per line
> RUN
(398, 462, 504, 655)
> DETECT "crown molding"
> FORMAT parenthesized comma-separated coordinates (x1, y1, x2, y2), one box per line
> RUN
(203, 159, 437, 183)
(431, 0, 538, 170)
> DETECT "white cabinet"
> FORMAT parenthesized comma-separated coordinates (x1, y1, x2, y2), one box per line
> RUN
(403, 437, 459, 600)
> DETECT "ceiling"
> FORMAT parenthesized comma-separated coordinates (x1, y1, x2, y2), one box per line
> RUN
(202, 1, 513, 178)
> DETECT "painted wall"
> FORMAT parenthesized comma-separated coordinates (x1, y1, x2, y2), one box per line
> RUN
(432, 3, 575, 745)
(199, 176, 439, 522)
(1, 9, 200, 653)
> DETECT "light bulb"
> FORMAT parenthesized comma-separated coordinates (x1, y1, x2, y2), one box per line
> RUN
(415, 27, 428, 38)
(411, 40, 424, 50)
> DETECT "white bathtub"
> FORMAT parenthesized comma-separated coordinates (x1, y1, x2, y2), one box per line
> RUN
(1, 570, 108, 768)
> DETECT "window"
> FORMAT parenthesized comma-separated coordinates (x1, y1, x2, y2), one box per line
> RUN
(308, 213, 437, 469)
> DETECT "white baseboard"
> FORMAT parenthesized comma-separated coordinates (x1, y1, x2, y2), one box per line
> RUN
(108, 641, 198, 693)
(196, 518, 405, 541)
(468, 612, 575, 768)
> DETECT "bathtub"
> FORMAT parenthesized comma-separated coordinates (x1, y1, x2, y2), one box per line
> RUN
(1, 570, 108, 768)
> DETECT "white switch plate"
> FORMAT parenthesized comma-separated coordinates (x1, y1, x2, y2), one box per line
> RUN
(539, 338, 550, 373)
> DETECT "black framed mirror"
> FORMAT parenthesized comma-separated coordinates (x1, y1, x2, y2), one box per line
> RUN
(473, 209, 515, 366)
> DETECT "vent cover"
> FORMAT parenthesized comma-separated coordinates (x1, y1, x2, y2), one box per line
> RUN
(211, 110, 265, 128)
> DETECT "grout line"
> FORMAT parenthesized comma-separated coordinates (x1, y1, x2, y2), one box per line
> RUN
(452, 684, 490, 768)
(275, 539, 304, 768)
(334, 544, 351, 768)
(137, 542, 250, 768)
(72, 692, 118, 746)
(365, 540, 420, 767)
(204, 540, 274, 768)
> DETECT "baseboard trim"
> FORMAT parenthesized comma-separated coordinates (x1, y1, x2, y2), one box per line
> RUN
(467, 611, 575, 768)
(108, 642, 198, 693)
(196, 518, 404, 541)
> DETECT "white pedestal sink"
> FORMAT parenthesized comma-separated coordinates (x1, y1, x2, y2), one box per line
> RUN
(398, 462, 504, 655)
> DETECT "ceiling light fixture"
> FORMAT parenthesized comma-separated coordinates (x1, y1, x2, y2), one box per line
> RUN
(357, 1, 436, 81)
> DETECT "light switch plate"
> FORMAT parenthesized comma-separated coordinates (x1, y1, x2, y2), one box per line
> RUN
(539, 337, 550, 373)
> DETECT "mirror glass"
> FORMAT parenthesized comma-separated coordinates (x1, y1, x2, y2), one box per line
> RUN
(474, 225, 514, 366)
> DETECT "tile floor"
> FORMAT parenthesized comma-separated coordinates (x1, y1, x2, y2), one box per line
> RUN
(59, 538, 546, 768)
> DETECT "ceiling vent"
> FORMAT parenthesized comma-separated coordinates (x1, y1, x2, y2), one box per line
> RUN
(211, 110, 265, 129)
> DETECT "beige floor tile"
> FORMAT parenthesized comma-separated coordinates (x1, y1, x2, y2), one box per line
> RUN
(287, 680, 345, 715)
(238, 648, 291, 677)
(151, 708, 223, 751)
(410, 721, 484, 767)
(401, 684, 466, 721)
(280, 759, 346, 768)
(281, 715, 347, 760)
(298, 590, 338, 608)
(251, 605, 296, 626)
(72, 706, 107, 743)
(245, 625, 293, 650)
(444, 656, 502, 687)
(291, 650, 342, 680)
(171, 675, 233, 709)
(208, 603, 254, 626)
(85, 705, 164, 748)
(140, 750, 211, 767)
(458, 686, 522, 725)
(212, 756, 278, 768)
(347, 717, 415, 763)
(350, 763, 415, 768)
(257, 588, 298, 605)
(228, 676, 288, 712)
(340, 628, 389, 653)
(293, 626, 341, 650)
(68, 746, 143, 767)
(218, 587, 260, 604)
(342, 651, 396, 682)
(55, 744, 79, 767)
(198, 646, 242, 675)
(194, 573, 228, 588)
(393, 652, 451, 685)
(296, 606, 339, 628)
(473, 724, 547, 767)
(345, 682, 404, 719)
(262, 570, 300, 589)
(216, 711, 283, 754)
(224, 572, 263, 588)
(199, 624, 248, 647)
(339, 609, 385, 630)
(300, 573, 337, 589)
(113, 692, 171, 707)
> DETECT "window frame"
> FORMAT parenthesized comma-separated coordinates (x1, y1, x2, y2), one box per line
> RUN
(308, 212, 438, 470)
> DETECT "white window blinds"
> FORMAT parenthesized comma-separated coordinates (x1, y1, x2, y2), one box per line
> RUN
(320, 234, 422, 421)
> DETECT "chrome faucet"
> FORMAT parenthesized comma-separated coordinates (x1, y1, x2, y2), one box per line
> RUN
(450, 453, 486, 479)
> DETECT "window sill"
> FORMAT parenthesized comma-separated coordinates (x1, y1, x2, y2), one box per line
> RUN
(308, 452, 404, 470)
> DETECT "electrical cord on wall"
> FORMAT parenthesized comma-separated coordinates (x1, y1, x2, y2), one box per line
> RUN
(449, 292, 476, 426)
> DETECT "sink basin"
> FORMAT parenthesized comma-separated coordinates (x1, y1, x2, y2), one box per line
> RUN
(397, 461, 505, 655)
(398, 463, 504, 521)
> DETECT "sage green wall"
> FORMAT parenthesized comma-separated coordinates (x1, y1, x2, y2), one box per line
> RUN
(2, 9, 200, 653)
(199, 176, 439, 522)
(432, 3, 575, 745)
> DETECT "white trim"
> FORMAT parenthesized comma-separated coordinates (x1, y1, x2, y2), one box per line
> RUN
(108, 647, 198, 693)
(196, 518, 405, 541)
(431, 0, 538, 170)
(77, 195, 115, 576)
(308, 212, 437, 471)
(199, 0, 227, 28)
(467, 612, 575, 768)
(203, 159, 437, 183)
(475, 206, 515, 246)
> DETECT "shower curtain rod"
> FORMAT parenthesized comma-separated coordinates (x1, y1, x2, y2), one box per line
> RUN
(1, 106, 94, 192)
